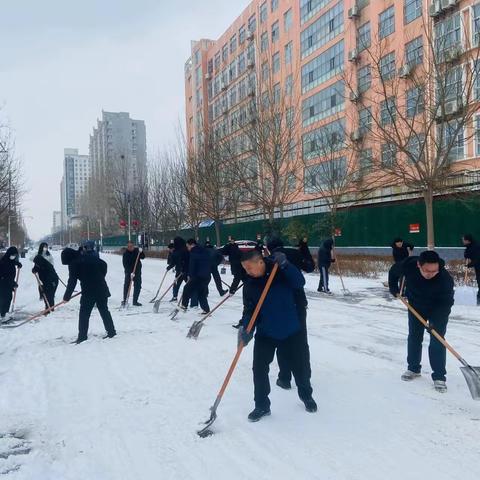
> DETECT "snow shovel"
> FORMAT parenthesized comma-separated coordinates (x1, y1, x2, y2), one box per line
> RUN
(333, 257, 351, 296)
(153, 274, 182, 313)
(150, 270, 169, 303)
(1, 292, 81, 329)
(464, 265, 469, 286)
(398, 296, 480, 400)
(197, 263, 278, 438)
(187, 284, 243, 339)
(9, 267, 20, 315)
(34, 272, 51, 310)
(122, 249, 142, 309)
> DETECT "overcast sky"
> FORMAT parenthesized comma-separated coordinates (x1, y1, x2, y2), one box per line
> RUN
(0, 0, 250, 240)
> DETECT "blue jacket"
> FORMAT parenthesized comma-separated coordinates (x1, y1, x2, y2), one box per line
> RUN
(241, 258, 305, 340)
(188, 245, 211, 279)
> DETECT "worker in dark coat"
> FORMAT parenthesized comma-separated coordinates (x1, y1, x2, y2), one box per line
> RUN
(317, 238, 335, 293)
(167, 236, 190, 302)
(32, 249, 59, 311)
(205, 240, 228, 296)
(0, 247, 22, 320)
(122, 240, 145, 306)
(62, 241, 116, 344)
(219, 237, 244, 294)
(463, 234, 480, 305)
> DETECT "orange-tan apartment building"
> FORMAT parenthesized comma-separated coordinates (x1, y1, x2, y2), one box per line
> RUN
(184, 0, 480, 246)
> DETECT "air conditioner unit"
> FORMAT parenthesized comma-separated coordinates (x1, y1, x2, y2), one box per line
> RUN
(444, 45, 463, 62)
(348, 48, 359, 62)
(246, 29, 255, 41)
(442, 0, 457, 9)
(348, 5, 359, 19)
(350, 129, 363, 142)
(349, 90, 360, 103)
(444, 99, 461, 116)
(428, 0, 442, 17)
(247, 59, 255, 68)
(398, 64, 412, 78)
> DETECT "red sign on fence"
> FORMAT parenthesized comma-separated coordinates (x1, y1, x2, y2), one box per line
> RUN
(409, 223, 420, 234)
(334, 228, 342, 237)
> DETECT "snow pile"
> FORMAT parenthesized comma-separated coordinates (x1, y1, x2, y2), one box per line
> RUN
(1, 253, 479, 479)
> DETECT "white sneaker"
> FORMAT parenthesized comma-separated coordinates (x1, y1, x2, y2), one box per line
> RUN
(434, 380, 447, 393)
(401, 370, 421, 381)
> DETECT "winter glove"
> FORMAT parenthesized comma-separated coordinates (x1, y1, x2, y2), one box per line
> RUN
(130, 273, 135, 279)
(32, 267, 38, 274)
(63, 294, 71, 302)
(237, 326, 253, 347)
(330, 258, 336, 263)
(139, 248, 143, 253)
(13, 281, 18, 289)
(17, 262, 23, 269)
(272, 251, 288, 269)
(229, 286, 237, 295)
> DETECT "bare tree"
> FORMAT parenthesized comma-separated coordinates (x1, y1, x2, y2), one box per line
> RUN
(343, 13, 480, 248)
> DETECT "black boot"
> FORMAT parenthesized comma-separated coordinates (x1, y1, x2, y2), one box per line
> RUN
(103, 331, 116, 339)
(248, 407, 271, 422)
(276, 378, 292, 390)
(133, 302, 142, 307)
(232, 321, 242, 329)
(302, 397, 318, 413)
(72, 337, 87, 345)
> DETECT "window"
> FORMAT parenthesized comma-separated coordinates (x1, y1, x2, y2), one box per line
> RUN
(222, 44, 228, 62)
(285, 74, 293, 96)
(273, 83, 281, 103)
(439, 120, 464, 160)
(474, 60, 480, 100)
(474, 5, 480, 46)
(476, 116, 480, 156)
(381, 144, 397, 166)
(300, 0, 332, 25)
(301, 40, 344, 93)
(405, 36, 423, 66)
(230, 35, 237, 54)
(303, 120, 346, 160)
(272, 21, 279, 43)
(304, 156, 347, 193)
(214, 53, 221, 71)
(285, 41, 293, 64)
(261, 32, 269, 52)
(239, 25, 246, 44)
(260, 2, 268, 23)
(359, 149, 373, 175)
(302, 81, 345, 126)
(284, 8, 293, 32)
(248, 14, 257, 32)
(406, 86, 424, 117)
(272, 52, 280, 74)
(358, 107, 372, 135)
(229, 60, 237, 82)
(357, 65, 371, 93)
(357, 22, 371, 52)
(262, 61, 269, 81)
(380, 52, 396, 81)
(271, 0, 279, 12)
(406, 134, 425, 162)
(381, 97, 396, 125)
(437, 66, 463, 103)
(300, 1, 344, 59)
(287, 174, 296, 192)
(434, 13, 461, 59)
(379, 6, 395, 39)
(404, 0, 421, 24)
(238, 53, 246, 74)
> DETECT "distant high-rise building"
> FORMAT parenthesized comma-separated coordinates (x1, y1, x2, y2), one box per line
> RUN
(60, 148, 90, 227)
(52, 210, 62, 234)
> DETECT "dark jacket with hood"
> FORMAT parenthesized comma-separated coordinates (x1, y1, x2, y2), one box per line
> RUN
(389, 256, 454, 317)
(464, 238, 480, 269)
(391, 241, 414, 263)
(317, 238, 334, 267)
(32, 254, 59, 286)
(0, 247, 22, 291)
(123, 247, 145, 274)
(167, 237, 189, 275)
(63, 248, 111, 301)
(219, 242, 242, 275)
(188, 245, 211, 279)
(205, 244, 223, 268)
(241, 258, 305, 340)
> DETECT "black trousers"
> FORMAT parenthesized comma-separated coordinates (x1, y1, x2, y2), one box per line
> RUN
(474, 267, 480, 300)
(181, 276, 210, 312)
(211, 266, 224, 294)
(0, 289, 13, 317)
(253, 331, 313, 409)
(277, 307, 311, 383)
(230, 272, 242, 293)
(42, 280, 58, 310)
(78, 295, 116, 341)
(318, 264, 330, 291)
(407, 310, 448, 381)
(172, 273, 185, 298)
(123, 272, 142, 303)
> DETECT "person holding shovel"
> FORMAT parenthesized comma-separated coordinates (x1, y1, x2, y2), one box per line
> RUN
(0, 247, 22, 322)
(122, 240, 145, 307)
(239, 249, 317, 422)
(462, 234, 480, 306)
(389, 250, 454, 392)
(32, 248, 59, 312)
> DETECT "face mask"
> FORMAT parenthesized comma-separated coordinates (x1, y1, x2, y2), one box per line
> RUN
(9, 255, 16, 260)
(43, 247, 48, 253)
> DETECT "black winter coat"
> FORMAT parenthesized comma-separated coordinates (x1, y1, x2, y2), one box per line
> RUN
(205, 245, 223, 267)
(219, 243, 242, 275)
(64, 251, 111, 301)
(0, 247, 21, 292)
(389, 256, 454, 316)
(167, 247, 189, 274)
(123, 248, 145, 274)
(464, 242, 480, 269)
(32, 254, 59, 286)
(188, 245, 211, 279)
(317, 238, 334, 267)
(391, 242, 414, 263)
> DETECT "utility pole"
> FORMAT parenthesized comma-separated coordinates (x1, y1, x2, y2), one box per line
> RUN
(99, 218, 103, 251)
(127, 193, 131, 242)
(7, 170, 11, 247)
(87, 217, 90, 240)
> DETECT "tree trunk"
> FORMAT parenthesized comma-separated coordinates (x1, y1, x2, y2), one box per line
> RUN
(423, 188, 435, 250)
(214, 221, 221, 247)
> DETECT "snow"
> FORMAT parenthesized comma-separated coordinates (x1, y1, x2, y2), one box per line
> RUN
(1, 252, 480, 480)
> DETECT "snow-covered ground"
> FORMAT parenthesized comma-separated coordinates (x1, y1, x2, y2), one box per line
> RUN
(1, 252, 480, 480)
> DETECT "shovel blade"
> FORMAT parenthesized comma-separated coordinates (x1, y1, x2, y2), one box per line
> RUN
(197, 409, 217, 438)
(460, 366, 480, 400)
(153, 300, 160, 313)
(187, 320, 203, 339)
